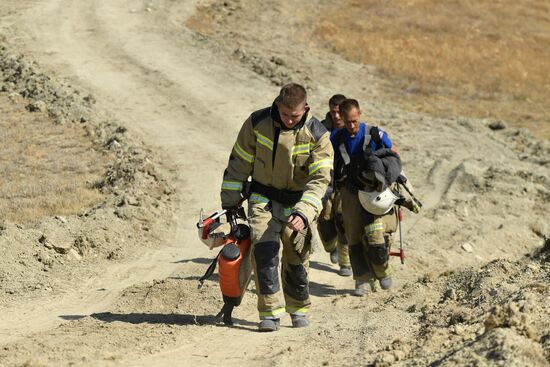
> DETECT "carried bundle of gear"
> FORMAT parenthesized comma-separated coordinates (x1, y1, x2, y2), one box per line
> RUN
(353, 142, 423, 265)
(197, 208, 253, 326)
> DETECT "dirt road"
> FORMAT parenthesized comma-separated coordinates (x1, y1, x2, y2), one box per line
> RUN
(0, 1, 548, 366)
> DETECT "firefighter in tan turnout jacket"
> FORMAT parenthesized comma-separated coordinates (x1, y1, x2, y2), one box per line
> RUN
(221, 83, 333, 332)
(317, 94, 352, 277)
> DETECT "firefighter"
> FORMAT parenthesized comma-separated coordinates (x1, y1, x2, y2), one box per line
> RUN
(220, 83, 333, 331)
(333, 98, 417, 296)
(317, 94, 352, 276)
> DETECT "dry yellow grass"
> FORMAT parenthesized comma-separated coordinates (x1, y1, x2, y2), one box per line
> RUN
(0, 94, 108, 224)
(310, 0, 550, 137)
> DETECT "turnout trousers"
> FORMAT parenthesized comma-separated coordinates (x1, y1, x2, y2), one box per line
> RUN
(341, 186, 398, 281)
(317, 191, 350, 267)
(248, 197, 312, 320)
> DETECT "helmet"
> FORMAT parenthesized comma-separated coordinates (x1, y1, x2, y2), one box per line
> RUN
(197, 221, 232, 249)
(197, 210, 232, 249)
(358, 188, 399, 215)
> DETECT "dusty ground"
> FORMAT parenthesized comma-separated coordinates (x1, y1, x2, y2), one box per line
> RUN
(0, 0, 549, 366)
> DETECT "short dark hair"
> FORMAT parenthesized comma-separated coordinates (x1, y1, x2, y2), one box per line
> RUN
(277, 83, 307, 108)
(328, 94, 346, 107)
(339, 98, 360, 116)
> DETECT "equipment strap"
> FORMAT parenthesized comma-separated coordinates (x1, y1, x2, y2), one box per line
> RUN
(198, 252, 220, 289)
(369, 126, 382, 150)
(272, 127, 280, 166)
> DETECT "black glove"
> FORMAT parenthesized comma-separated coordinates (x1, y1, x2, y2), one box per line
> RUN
(222, 206, 246, 223)
(222, 205, 238, 222)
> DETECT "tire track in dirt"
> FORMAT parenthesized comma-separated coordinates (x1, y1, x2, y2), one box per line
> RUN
(2, 0, 548, 366)
(1, 0, 367, 363)
(0, 0, 270, 345)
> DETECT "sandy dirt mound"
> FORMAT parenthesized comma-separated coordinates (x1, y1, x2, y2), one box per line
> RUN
(0, 45, 175, 315)
(374, 240, 550, 366)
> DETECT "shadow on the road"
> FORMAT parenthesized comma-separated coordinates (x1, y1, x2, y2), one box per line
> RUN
(90, 312, 256, 330)
(172, 257, 214, 265)
(309, 281, 353, 297)
(168, 274, 219, 282)
(309, 260, 338, 275)
(59, 315, 87, 321)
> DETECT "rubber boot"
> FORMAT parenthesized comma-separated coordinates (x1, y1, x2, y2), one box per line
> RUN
(291, 314, 310, 328)
(329, 249, 338, 264)
(380, 276, 393, 290)
(338, 266, 352, 277)
(353, 280, 368, 297)
(258, 319, 280, 332)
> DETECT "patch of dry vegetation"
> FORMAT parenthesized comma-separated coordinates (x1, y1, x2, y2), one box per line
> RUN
(0, 93, 107, 224)
(310, 0, 550, 138)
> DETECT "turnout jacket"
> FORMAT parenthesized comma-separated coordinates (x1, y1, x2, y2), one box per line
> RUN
(221, 102, 333, 225)
(320, 112, 334, 131)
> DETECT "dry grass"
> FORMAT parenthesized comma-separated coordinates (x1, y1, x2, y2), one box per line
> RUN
(310, 0, 550, 137)
(0, 94, 108, 224)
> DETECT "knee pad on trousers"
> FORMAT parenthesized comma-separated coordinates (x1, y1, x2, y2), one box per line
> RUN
(284, 264, 309, 301)
(254, 241, 280, 294)
(349, 243, 369, 277)
(367, 243, 389, 265)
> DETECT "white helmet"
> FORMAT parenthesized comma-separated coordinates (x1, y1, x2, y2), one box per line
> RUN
(358, 188, 399, 215)
(197, 221, 232, 249)
(197, 210, 232, 249)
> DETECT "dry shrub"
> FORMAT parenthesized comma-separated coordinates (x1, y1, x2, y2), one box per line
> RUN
(0, 94, 108, 224)
(310, 0, 550, 137)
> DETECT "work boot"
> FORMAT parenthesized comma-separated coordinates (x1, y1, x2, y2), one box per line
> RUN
(353, 280, 368, 297)
(258, 319, 280, 332)
(329, 249, 338, 264)
(338, 266, 352, 277)
(290, 314, 310, 328)
(380, 277, 393, 290)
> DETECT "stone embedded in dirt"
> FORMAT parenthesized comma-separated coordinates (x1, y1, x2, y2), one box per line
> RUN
(67, 249, 82, 261)
(488, 120, 507, 130)
(36, 253, 53, 267)
(55, 216, 67, 223)
(270, 56, 285, 66)
(374, 352, 396, 366)
(26, 100, 47, 112)
(38, 234, 52, 249)
(124, 195, 140, 206)
(526, 264, 540, 272)
(50, 241, 72, 254)
(461, 242, 474, 253)
(37, 222, 75, 254)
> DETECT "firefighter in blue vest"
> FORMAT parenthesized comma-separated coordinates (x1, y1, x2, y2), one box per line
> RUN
(332, 99, 416, 296)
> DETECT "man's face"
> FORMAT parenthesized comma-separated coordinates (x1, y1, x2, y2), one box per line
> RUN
(343, 107, 361, 136)
(329, 104, 344, 129)
(277, 102, 307, 129)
